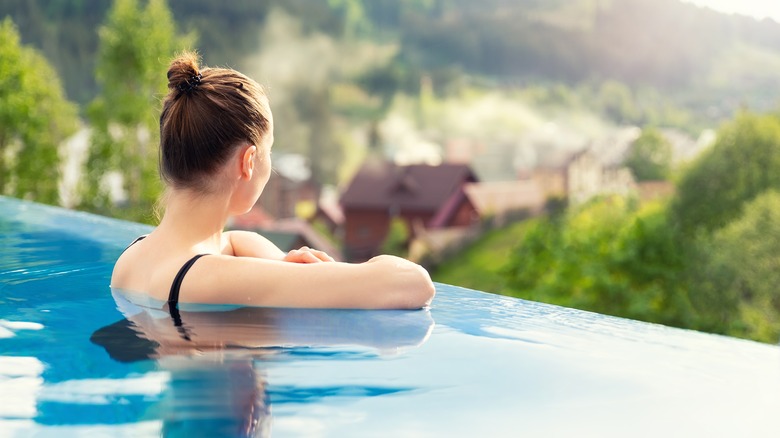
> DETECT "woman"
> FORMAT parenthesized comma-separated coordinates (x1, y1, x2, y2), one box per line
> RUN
(111, 52, 435, 310)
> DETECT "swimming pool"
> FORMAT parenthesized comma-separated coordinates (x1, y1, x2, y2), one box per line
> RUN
(1, 195, 779, 437)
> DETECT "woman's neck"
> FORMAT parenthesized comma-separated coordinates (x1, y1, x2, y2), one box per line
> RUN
(156, 188, 233, 253)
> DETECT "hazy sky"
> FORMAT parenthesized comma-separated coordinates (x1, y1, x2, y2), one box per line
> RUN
(682, 0, 780, 23)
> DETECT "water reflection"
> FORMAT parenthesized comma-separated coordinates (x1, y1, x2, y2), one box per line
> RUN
(157, 356, 270, 438)
(90, 290, 434, 437)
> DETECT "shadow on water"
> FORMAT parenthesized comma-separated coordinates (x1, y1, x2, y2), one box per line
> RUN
(90, 291, 435, 437)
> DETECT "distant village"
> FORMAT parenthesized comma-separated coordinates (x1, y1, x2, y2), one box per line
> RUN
(227, 126, 713, 267)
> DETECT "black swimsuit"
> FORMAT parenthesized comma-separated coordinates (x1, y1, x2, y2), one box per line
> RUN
(124, 235, 207, 317)
(122, 235, 209, 341)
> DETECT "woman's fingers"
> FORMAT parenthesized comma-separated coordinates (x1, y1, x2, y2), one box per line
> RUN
(310, 249, 335, 262)
(297, 246, 335, 262)
(284, 249, 321, 263)
(301, 251, 321, 263)
(283, 247, 335, 263)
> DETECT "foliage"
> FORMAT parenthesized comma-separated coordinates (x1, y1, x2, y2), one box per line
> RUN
(79, 0, 193, 222)
(700, 191, 780, 342)
(0, 0, 112, 105)
(494, 109, 780, 343)
(596, 80, 639, 124)
(671, 112, 780, 234)
(0, 18, 78, 205)
(624, 127, 673, 181)
(502, 197, 696, 327)
(432, 107, 780, 344)
(309, 218, 342, 251)
(432, 219, 531, 294)
(432, 189, 777, 342)
(239, 8, 401, 186)
(5, 0, 780, 123)
(612, 202, 694, 327)
(381, 216, 410, 257)
(327, 0, 367, 37)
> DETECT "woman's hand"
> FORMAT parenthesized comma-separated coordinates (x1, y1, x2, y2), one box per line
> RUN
(283, 246, 335, 264)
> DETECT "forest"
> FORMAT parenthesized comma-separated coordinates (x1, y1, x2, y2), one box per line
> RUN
(5, 0, 780, 120)
(3, 0, 780, 342)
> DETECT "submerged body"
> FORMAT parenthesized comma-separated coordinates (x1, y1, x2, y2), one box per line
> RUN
(111, 53, 434, 309)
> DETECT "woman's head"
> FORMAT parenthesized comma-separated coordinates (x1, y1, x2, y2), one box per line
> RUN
(159, 52, 272, 194)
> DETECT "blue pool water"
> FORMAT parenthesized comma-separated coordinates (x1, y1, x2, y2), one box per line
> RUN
(2, 195, 780, 437)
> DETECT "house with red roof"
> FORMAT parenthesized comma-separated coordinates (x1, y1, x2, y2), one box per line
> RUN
(340, 161, 479, 261)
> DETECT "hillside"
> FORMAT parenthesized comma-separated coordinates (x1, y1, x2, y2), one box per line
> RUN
(3, 0, 780, 124)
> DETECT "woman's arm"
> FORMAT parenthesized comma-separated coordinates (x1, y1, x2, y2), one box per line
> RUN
(226, 230, 286, 259)
(226, 231, 334, 263)
(183, 254, 435, 310)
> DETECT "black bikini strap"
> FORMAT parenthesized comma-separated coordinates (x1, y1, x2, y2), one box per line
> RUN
(129, 235, 148, 246)
(166, 254, 208, 341)
(168, 254, 208, 308)
(120, 235, 148, 255)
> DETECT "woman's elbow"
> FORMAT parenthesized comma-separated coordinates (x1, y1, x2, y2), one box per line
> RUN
(392, 263, 436, 309)
(415, 264, 436, 307)
(365, 255, 435, 309)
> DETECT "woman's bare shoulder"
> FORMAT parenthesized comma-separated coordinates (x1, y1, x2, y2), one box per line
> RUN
(111, 234, 190, 301)
(111, 237, 146, 293)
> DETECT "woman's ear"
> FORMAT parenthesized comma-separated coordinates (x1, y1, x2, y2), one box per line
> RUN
(240, 145, 257, 180)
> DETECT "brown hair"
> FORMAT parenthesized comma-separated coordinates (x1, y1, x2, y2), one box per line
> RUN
(159, 51, 271, 192)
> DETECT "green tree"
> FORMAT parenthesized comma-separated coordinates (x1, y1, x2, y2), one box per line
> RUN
(701, 190, 780, 342)
(0, 18, 78, 205)
(327, 0, 367, 38)
(671, 112, 780, 234)
(381, 216, 410, 257)
(612, 202, 694, 327)
(80, 0, 193, 222)
(596, 80, 638, 124)
(504, 197, 695, 327)
(624, 127, 673, 181)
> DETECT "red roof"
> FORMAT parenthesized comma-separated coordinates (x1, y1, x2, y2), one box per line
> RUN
(340, 161, 478, 212)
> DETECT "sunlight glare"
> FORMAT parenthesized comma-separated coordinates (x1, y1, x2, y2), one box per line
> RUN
(682, 0, 780, 23)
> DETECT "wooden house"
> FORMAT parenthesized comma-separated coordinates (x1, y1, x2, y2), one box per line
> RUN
(340, 161, 479, 261)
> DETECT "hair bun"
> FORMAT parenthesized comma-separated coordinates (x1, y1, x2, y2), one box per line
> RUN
(167, 51, 201, 93)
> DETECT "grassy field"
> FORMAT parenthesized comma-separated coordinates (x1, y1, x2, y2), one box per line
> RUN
(431, 219, 533, 295)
